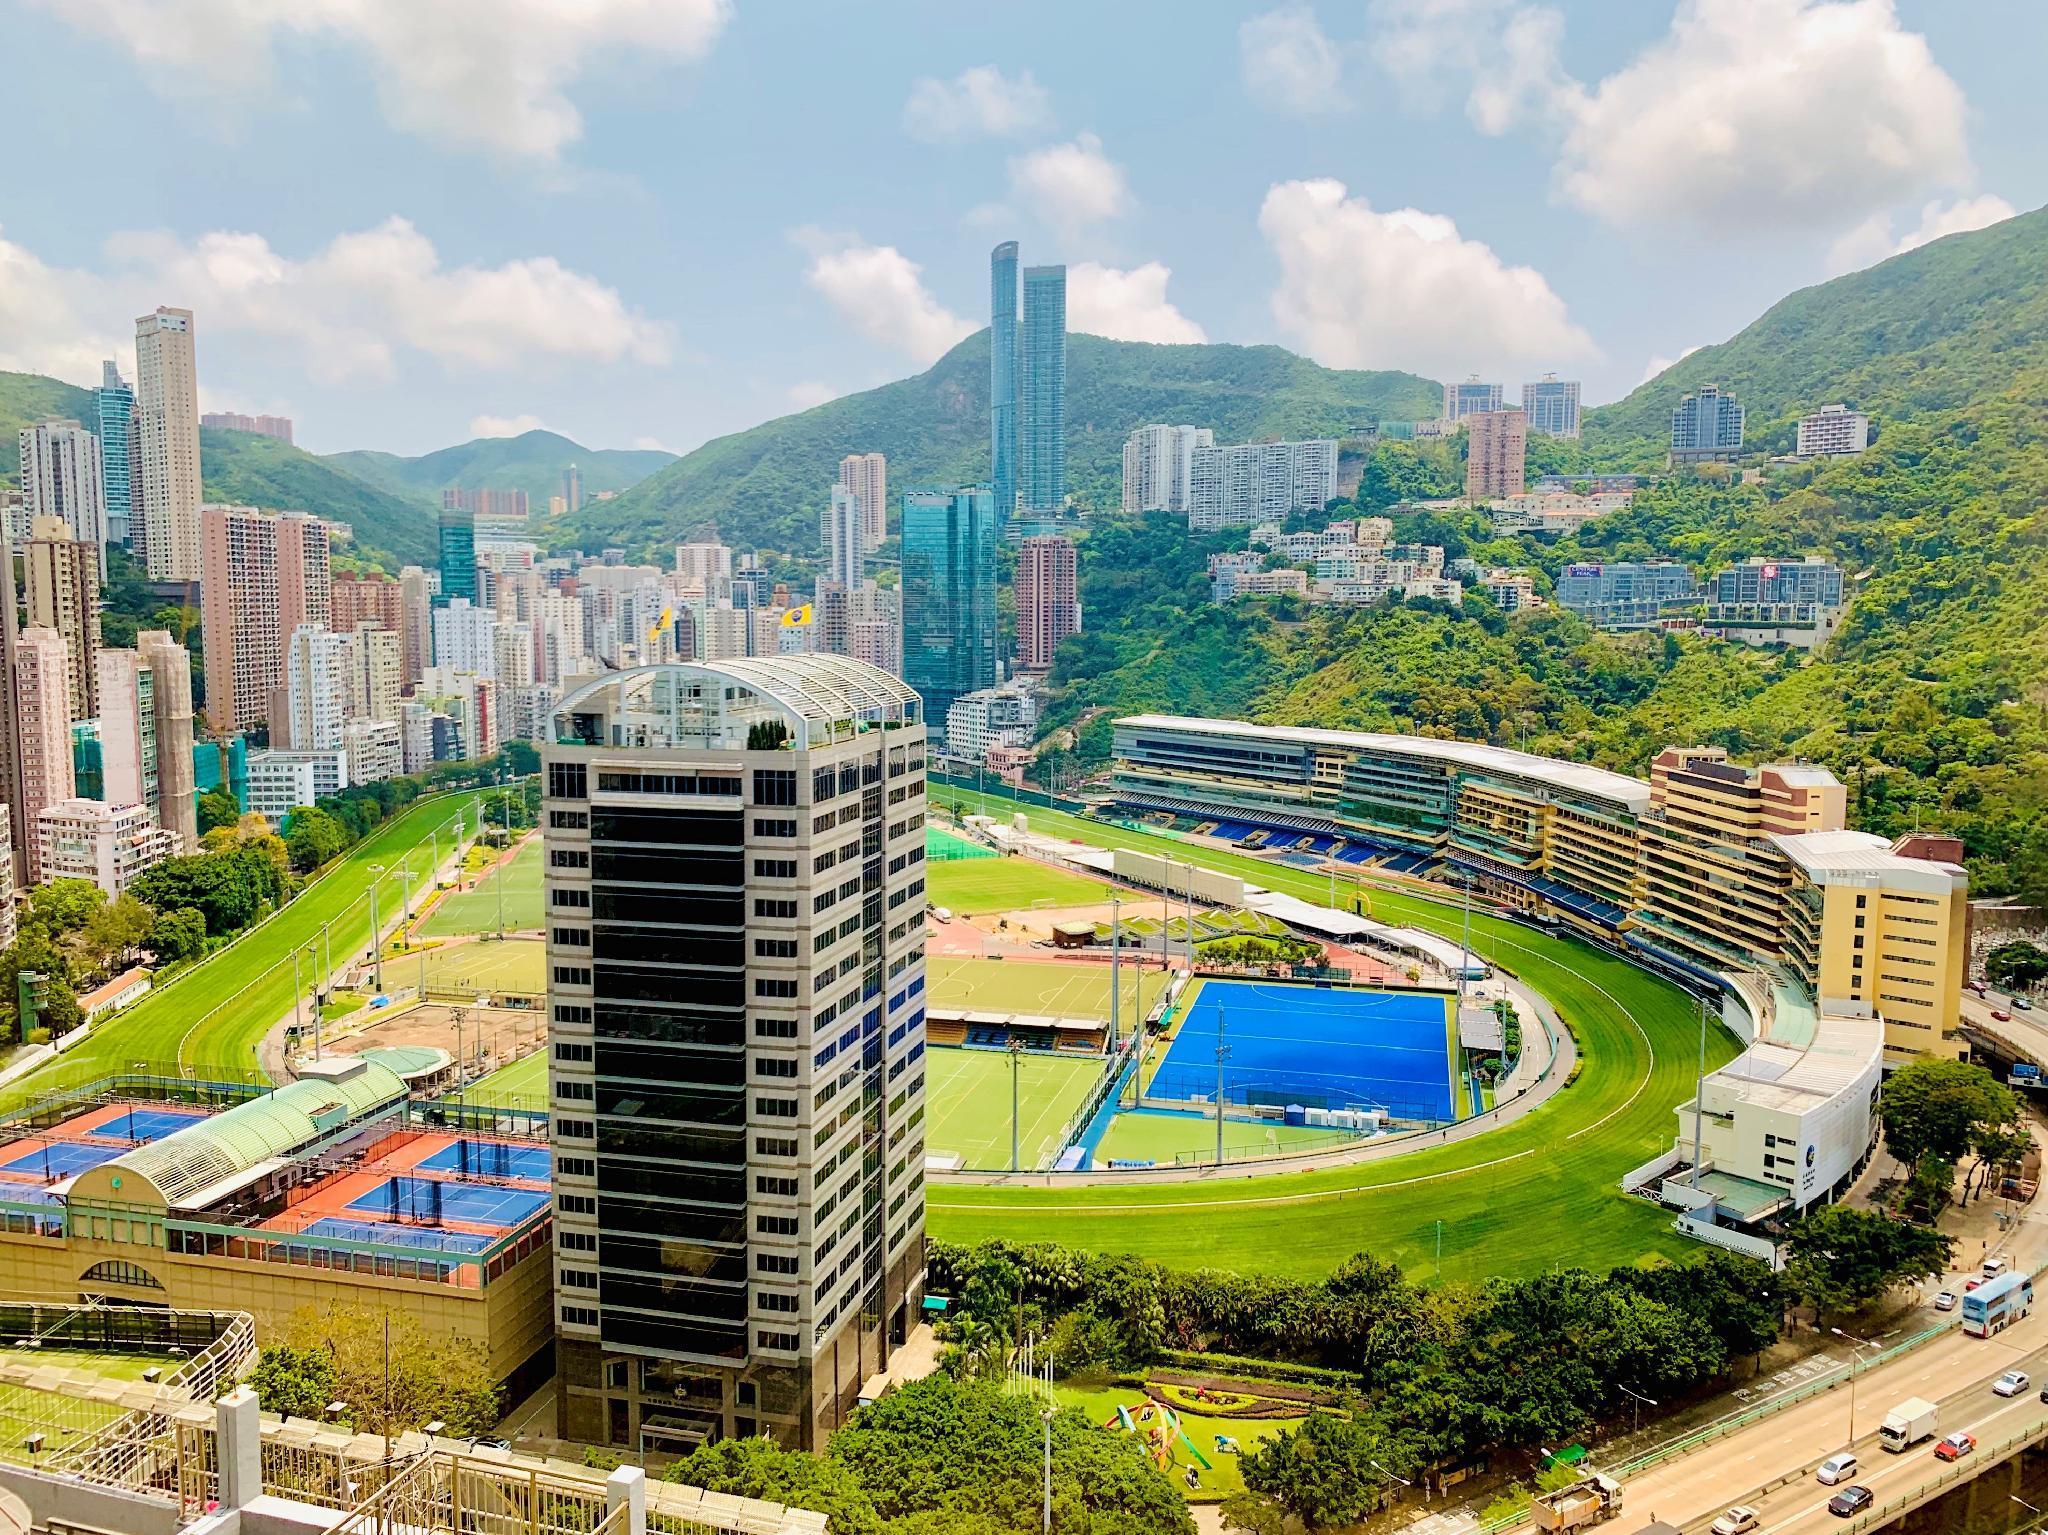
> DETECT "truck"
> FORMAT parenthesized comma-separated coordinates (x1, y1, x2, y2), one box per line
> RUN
(1878, 1397, 1939, 1453)
(1532, 1474, 1625, 1531)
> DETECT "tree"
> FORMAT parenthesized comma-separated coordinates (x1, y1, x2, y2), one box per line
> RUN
(665, 1438, 882, 1535)
(1780, 1205, 1954, 1322)
(1986, 941, 2048, 992)
(147, 907, 208, 964)
(285, 806, 349, 872)
(248, 1343, 339, 1421)
(71, 894, 155, 983)
(131, 850, 286, 939)
(28, 878, 106, 936)
(275, 1303, 500, 1436)
(1879, 1059, 2022, 1177)
(197, 789, 242, 837)
(1239, 1409, 1411, 1529)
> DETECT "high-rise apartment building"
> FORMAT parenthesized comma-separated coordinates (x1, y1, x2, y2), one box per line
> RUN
(34, 799, 178, 896)
(543, 654, 928, 1451)
(1795, 404, 1871, 458)
(0, 556, 23, 886)
(1018, 265, 1067, 521)
(1443, 377, 1505, 423)
(398, 567, 433, 689)
(438, 506, 478, 606)
(442, 486, 531, 544)
(1670, 385, 1745, 465)
(199, 506, 330, 733)
(1016, 534, 1078, 672)
(562, 464, 584, 514)
(0, 809, 14, 949)
(22, 517, 102, 721)
(901, 488, 997, 742)
(137, 629, 197, 851)
(989, 242, 1020, 525)
(836, 453, 887, 551)
(283, 626, 355, 751)
(134, 307, 203, 580)
(432, 598, 497, 677)
(16, 629, 77, 880)
(199, 412, 293, 444)
(332, 571, 406, 635)
(19, 419, 108, 553)
(1520, 375, 1581, 439)
(1464, 409, 1528, 502)
(350, 627, 402, 723)
(824, 486, 864, 593)
(93, 362, 137, 550)
(95, 650, 158, 815)
(1120, 424, 1213, 515)
(1188, 439, 1338, 532)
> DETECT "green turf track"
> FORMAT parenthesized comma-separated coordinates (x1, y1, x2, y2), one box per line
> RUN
(4, 793, 475, 1106)
(923, 786, 1743, 1282)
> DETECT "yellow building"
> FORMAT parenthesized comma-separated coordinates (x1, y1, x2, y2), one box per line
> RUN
(0, 1052, 553, 1387)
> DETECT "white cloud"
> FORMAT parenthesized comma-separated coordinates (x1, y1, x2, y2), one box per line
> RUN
(629, 435, 675, 452)
(1239, 8, 1349, 116)
(31, 0, 731, 160)
(1369, 0, 1568, 133)
(797, 234, 974, 367)
(470, 413, 549, 438)
(1008, 134, 1131, 237)
(1639, 345, 1702, 386)
(1067, 262, 1207, 344)
(784, 382, 843, 411)
(1258, 178, 1593, 378)
(1826, 193, 2017, 275)
(902, 66, 1051, 141)
(0, 218, 669, 389)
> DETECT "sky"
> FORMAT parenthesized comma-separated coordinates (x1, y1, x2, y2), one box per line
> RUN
(0, 0, 2041, 458)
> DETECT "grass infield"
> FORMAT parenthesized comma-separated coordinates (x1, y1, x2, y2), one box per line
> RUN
(926, 856, 1115, 915)
(928, 957, 1171, 1025)
(924, 788, 1743, 1282)
(463, 1048, 548, 1112)
(925, 1048, 1107, 1171)
(415, 938, 547, 998)
(421, 838, 543, 937)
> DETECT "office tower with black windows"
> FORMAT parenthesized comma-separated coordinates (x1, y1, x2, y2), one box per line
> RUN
(543, 655, 930, 1453)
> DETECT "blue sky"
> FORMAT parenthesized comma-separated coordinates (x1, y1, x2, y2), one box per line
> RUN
(0, 0, 2040, 457)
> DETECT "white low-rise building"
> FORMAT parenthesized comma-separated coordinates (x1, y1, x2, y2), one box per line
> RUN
(1795, 404, 1871, 458)
(343, 717, 403, 784)
(247, 748, 348, 830)
(945, 682, 1040, 767)
(34, 800, 179, 894)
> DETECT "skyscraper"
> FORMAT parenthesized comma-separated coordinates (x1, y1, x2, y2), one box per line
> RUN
(562, 464, 584, 514)
(1520, 375, 1582, 439)
(1187, 439, 1339, 531)
(1120, 424, 1213, 515)
(199, 506, 330, 733)
(16, 629, 77, 878)
(0, 542, 24, 885)
(824, 485, 864, 592)
(836, 452, 888, 551)
(19, 419, 108, 554)
(989, 242, 1019, 524)
(284, 625, 355, 751)
(137, 629, 197, 851)
(1018, 265, 1067, 522)
(1465, 409, 1528, 501)
(542, 654, 928, 1450)
(1670, 385, 1745, 465)
(901, 487, 997, 742)
(398, 566, 433, 689)
(438, 505, 478, 606)
(332, 571, 405, 634)
(134, 307, 203, 580)
(22, 517, 102, 721)
(96, 650, 159, 814)
(1442, 377, 1505, 423)
(1016, 534, 1079, 672)
(93, 362, 137, 550)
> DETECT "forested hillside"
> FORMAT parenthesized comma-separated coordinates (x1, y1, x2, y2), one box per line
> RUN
(328, 429, 673, 512)
(560, 332, 1439, 558)
(0, 373, 94, 484)
(201, 429, 436, 566)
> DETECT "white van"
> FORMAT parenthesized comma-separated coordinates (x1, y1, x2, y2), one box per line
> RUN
(1985, 1257, 2010, 1280)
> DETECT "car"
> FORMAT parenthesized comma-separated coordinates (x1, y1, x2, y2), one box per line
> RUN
(469, 1436, 511, 1452)
(1711, 1509, 1761, 1535)
(1934, 1290, 1959, 1311)
(1996, 1370, 2031, 1397)
(1828, 1486, 1874, 1517)
(1934, 1431, 1977, 1462)
(2017, 997, 2035, 1011)
(1966, 1277, 1986, 1292)
(1994, 1009, 2013, 1021)
(1971, 980, 1990, 996)
(1816, 1452, 1859, 1485)
(1985, 1257, 2010, 1279)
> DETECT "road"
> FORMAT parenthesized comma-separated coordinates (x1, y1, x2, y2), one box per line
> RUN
(1961, 992, 2048, 1070)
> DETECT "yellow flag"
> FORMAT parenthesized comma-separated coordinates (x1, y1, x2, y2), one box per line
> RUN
(781, 604, 813, 627)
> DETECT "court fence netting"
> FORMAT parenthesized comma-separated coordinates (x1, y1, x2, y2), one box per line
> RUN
(1142, 1062, 1448, 1125)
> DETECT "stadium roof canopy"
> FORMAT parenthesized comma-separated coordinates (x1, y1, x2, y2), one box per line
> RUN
(556, 656, 922, 750)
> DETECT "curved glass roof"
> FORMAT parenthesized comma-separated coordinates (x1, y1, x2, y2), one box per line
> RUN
(109, 1056, 408, 1206)
(556, 655, 922, 750)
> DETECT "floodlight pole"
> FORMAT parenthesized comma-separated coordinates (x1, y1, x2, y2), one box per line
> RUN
(1214, 1006, 1230, 1168)
(292, 945, 306, 1051)
(368, 866, 385, 994)
(1109, 895, 1120, 1051)
(1010, 1037, 1025, 1173)
(1692, 994, 1708, 1190)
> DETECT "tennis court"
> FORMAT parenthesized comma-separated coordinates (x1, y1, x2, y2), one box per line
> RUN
(300, 1216, 496, 1254)
(0, 1142, 124, 1180)
(79, 1107, 209, 1143)
(416, 1139, 551, 1181)
(925, 1048, 1106, 1171)
(928, 958, 1170, 1024)
(1150, 979, 1458, 1122)
(346, 1176, 550, 1228)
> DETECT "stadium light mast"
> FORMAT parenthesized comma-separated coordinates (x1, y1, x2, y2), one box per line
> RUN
(1214, 1006, 1230, 1168)
(1009, 1036, 1027, 1172)
(368, 864, 385, 994)
(1691, 993, 1709, 1189)
(1109, 895, 1120, 1051)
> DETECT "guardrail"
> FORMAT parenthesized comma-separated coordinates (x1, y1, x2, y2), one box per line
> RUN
(1846, 1413, 2048, 1533)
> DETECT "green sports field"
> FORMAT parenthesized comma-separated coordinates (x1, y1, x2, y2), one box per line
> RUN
(414, 938, 547, 998)
(923, 783, 1744, 1282)
(929, 957, 1171, 1024)
(0, 1349, 175, 1465)
(925, 1048, 1108, 1171)
(926, 856, 1114, 915)
(463, 1047, 548, 1112)
(1090, 1112, 1357, 1168)
(421, 838, 543, 937)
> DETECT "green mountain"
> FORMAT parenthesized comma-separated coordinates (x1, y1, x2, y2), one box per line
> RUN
(0, 373, 95, 485)
(201, 428, 437, 565)
(327, 429, 674, 513)
(562, 331, 1440, 558)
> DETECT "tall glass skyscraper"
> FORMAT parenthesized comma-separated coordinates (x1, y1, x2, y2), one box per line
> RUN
(437, 505, 477, 607)
(901, 487, 997, 741)
(93, 361, 136, 550)
(1018, 265, 1067, 520)
(989, 243, 1019, 525)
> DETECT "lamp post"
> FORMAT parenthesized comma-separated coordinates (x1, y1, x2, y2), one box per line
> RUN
(1616, 1382, 1658, 1438)
(1009, 1037, 1026, 1173)
(1830, 1326, 1879, 1441)
(368, 865, 385, 994)
(2013, 1495, 2043, 1535)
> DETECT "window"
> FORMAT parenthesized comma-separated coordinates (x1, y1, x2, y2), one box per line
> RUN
(554, 1004, 592, 1025)
(753, 769, 797, 807)
(553, 888, 591, 908)
(551, 848, 590, 868)
(552, 926, 591, 947)
(754, 817, 798, 838)
(554, 1041, 594, 1063)
(552, 965, 591, 987)
(755, 1135, 798, 1156)
(754, 858, 797, 879)
(559, 1194, 596, 1216)
(756, 1175, 800, 1197)
(757, 1330, 800, 1351)
(755, 898, 798, 919)
(80, 1260, 163, 1290)
(754, 1058, 797, 1079)
(555, 1118, 594, 1140)
(755, 938, 799, 958)
(556, 1080, 595, 1101)
(558, 1156, 595, 1178)
(754, 978, 799, 999)
(597, 771, 742, 796)
(756, 1253, 799, 1275)
(754, 1017, 797, 1039)
(560, 1230, 597, 1252)
(756, 1214, 799, 1236)
(562, 1306, 598, 1327)
(549, 809, 589, 830)
(755, 1096, 798, 1118)
(561, 1268, 598, 1290)
(548, 761, 588, 799)
(813, 766, 837, 802)
(757, 1291, 800, 1313)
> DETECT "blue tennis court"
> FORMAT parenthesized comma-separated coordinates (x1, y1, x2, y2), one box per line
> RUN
(300, 1216, 494, 1254)
(0, 1142, 125, 1179)
(1150, 980, 1456, 1122)
(415, 1140, 551, 1181)
(84, 1108, 208, 1143)
(346, 1176, 549, 1228)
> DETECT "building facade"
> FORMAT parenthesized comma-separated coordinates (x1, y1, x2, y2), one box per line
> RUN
(1553, 561, 1702, 629)
(245, 748, 347, 829)
(15, 629, 78, 880)
(1442, 378, 1504, 423)
(1520, 376, 1581, 439)
(200, 507, 331, 734)
(95, 650, 158, 816)
(1188, 439, 1339, 532)
(1120, 425, 1213, 515)
(134, 307, 203, 580)
(333, 571, 406, 635)
(438, 506, 479, 606)
(200, 412, 294, 443)
(543, 656, 928, 1453)
(19, 419, 108, 553)
(836, 453, 888, 552)
(1670, 385, 1745, 465)
(34, 799, 179, 895)
(989, 242, 1019, 526)
(138, 629, 198, 851)
(1017, 264, 1067, 521)
(1015, 534, 1078, 672)
(22, 517, 102, 721)
(1464, 409, 1527, 502)
(1795, 405, 1871, 458)
(93, 362, 137, 549)
(900, 488, 997, 744)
